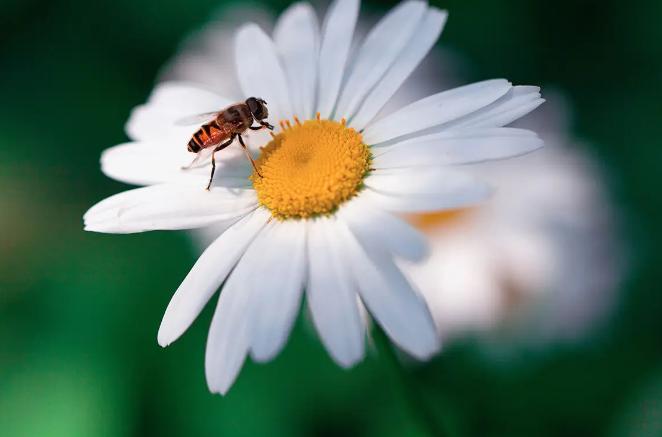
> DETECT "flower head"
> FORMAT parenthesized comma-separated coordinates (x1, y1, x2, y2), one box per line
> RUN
(84, 0, 544, 394)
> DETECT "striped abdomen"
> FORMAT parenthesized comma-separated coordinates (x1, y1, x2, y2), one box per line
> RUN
(187, 119, 233, 153)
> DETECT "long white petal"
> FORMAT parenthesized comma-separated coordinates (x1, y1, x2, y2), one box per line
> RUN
(362, 79, 512, 145)
(338, 199, 428, 262)
(307, 218, 365, 367)
(372, 128, 543, 168)
(316, 0, 360, 118)
(235, 23, 292, 122)
(250, 220, 307, 362)
(444, 86, 545, 129)
(335, 1, 427, 120)
(338, 222, 439, 359)
(362, 167, 492, 213)
(125, 82, 231, 143)
(100, 143, 253, 187)
(101, 143, 194, 186)
(158, 208, 270, 348)
(205, 219, 272, 394)
(84, 184, 258, 234)
(350, 8, 447, 129)
(274, 2, 319, 119)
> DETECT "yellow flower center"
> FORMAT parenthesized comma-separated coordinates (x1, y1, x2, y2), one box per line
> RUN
(251, 117, 371, 220)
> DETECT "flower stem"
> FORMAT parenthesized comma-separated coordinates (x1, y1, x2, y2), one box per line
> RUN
(374, 326, 451, 437)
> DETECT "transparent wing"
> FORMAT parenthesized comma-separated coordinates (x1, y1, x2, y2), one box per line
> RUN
(174, 111, 220, 126)
(181, 147, 214, 170)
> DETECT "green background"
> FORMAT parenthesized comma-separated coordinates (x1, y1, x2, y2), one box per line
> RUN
(1, 0, 661, 435)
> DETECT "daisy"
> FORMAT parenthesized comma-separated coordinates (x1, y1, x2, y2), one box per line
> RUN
(84, 0, 544, 394)
(170, 18, 619, 351)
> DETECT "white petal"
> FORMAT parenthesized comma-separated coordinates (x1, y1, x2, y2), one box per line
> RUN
(235, 24, 292, 122)
(350, 8, 447, 129)
(335, 1, 427, 120)
(100, 142, 253, 187)
(84, 184, 258, 234)
(250, 220, 306, 362)
(101, 143, 202, 186)
(158, 208, 270, 348)
(362, 79, 512, 145)
(338, 199, 428, 262)
(274, 3, 319, 119)
(307, 218, 365, 367)
(316, 0, 360, 118)
(444, 86, 545, 129)
(338, 222, 439, 359)
(205, 218, 272, 394)
(372, 128, 543, 168)
(126, 82, 231, 143)
(362, 167, 492, 213)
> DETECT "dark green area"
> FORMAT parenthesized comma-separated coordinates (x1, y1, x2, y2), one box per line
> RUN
(0, 0, 660, 435)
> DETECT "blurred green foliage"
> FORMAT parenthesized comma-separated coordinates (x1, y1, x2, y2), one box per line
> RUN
(0, 0, 661, 435)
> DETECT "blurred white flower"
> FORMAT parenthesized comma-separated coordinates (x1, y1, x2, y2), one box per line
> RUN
(85, 0, 545, 394)
(402, 95, 623, 345)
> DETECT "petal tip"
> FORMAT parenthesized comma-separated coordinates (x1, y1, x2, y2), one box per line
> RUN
(157, 330, 172, 348)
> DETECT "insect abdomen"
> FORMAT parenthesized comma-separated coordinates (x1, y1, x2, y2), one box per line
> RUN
(187, 120, 229, 152)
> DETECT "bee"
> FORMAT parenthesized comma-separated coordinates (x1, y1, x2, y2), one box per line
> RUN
(177, 97, 274, 190)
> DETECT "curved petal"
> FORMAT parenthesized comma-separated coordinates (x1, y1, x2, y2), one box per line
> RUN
(444, 86, 545, 129)
(338, 199, 428, 262)
(362, 79, 512, 145)
(250, 220, 307, 362)
(362, 167, 492, 213)
(205, 218, 272, 394)
(235, 23, 292, 122)
(157, 208, 270, 347)
(337, 222, 440, 359)
(316, 0, 360, 118)
(307, 218, 365, 367)
(335, 1, 427, 120)
(274, 2, 319, 119)
(84, 184, 258, 234)
(100, 142, 253, 187)
(372, 128, 543, 168)
(125, 81, 231, 143)
(350, 8, 447, 129)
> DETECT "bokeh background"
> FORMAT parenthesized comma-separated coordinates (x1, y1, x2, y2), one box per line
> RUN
(1, 0, 661, 435)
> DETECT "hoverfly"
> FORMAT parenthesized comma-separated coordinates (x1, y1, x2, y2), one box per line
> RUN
(177, 97, 274, 190)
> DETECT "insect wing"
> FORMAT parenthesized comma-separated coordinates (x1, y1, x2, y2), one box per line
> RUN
(174, 111, 220, 126)
(181, 147, 215, 172)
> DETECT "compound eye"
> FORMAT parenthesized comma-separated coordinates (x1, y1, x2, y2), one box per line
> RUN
(246, 97, 259, 114)
(257, 104, 268, 120)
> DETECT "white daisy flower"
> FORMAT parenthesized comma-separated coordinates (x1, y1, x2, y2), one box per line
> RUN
(84, 0, 544, 394)
(167, 17, 620, 350)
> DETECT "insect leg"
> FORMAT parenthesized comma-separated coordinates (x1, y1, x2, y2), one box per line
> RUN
(206, 135, 236, 190)
(249, 121, 274, 131)
(237, 135, 263, 178)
